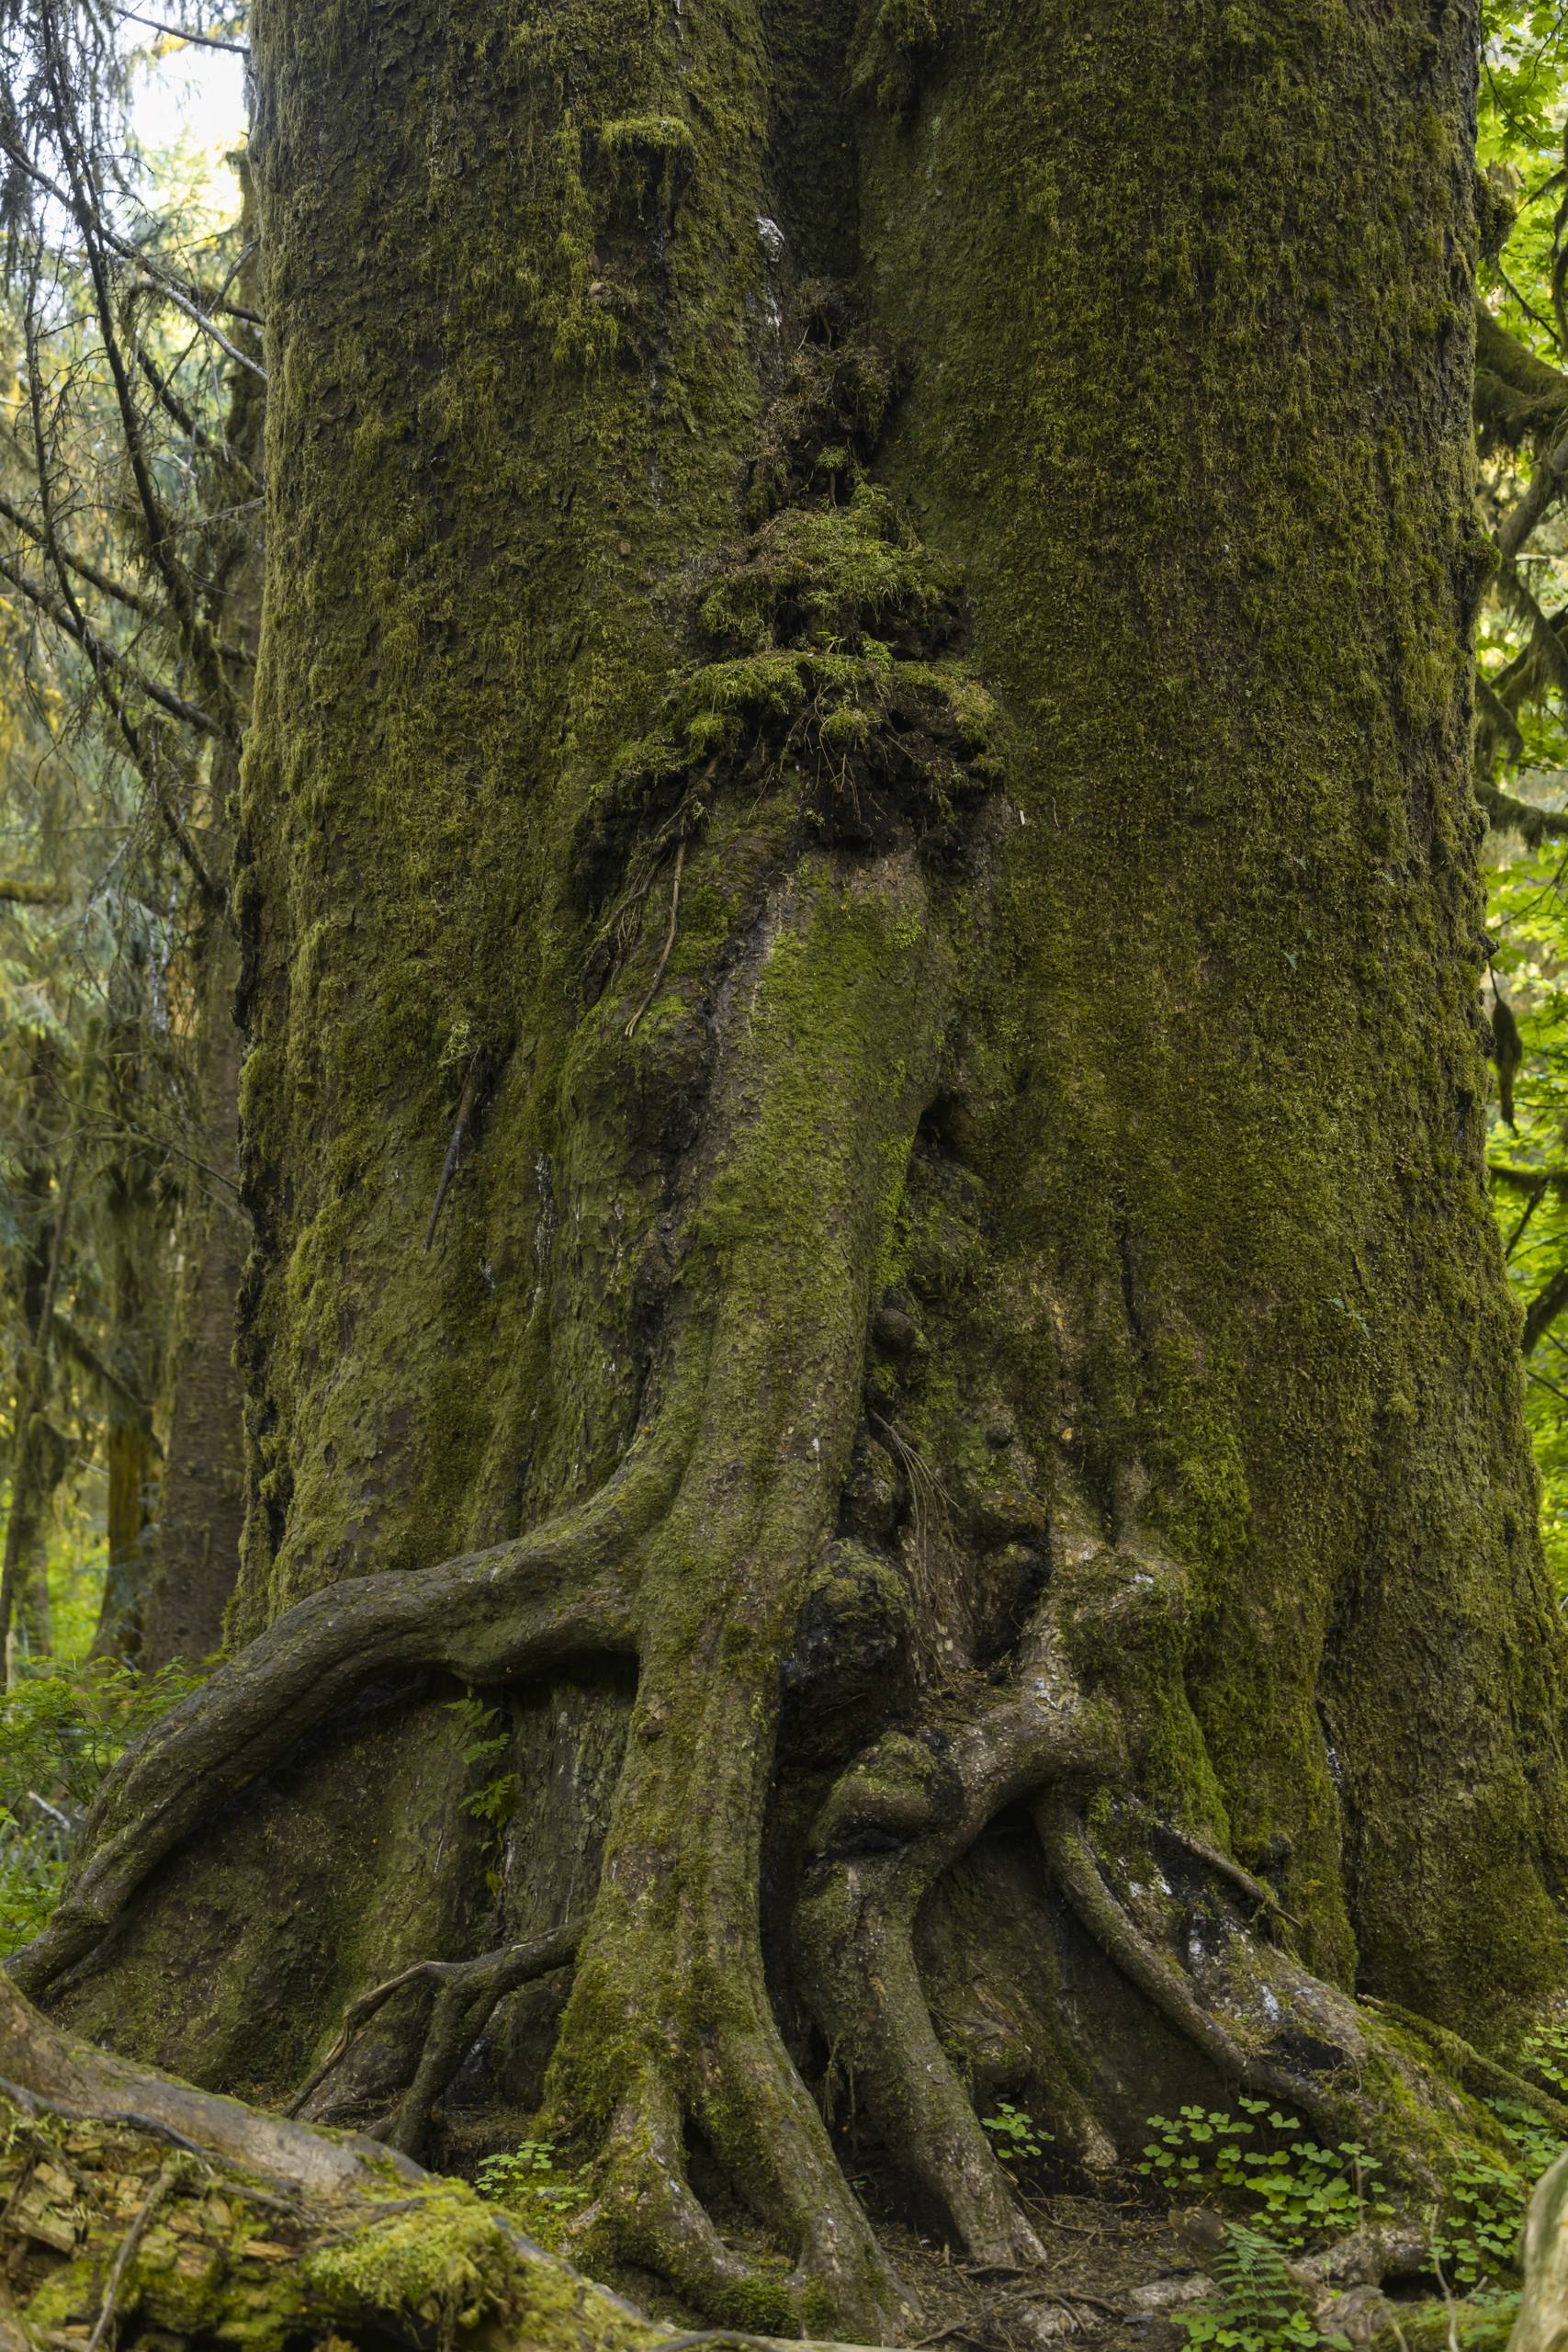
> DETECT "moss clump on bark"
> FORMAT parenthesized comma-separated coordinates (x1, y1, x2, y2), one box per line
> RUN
(0, 2086, 654, 2352)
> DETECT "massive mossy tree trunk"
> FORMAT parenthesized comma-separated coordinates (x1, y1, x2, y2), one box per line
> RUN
(13, 0, 1568, 2335)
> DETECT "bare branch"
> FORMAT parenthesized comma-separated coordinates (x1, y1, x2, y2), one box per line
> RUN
(0, 548, 227, 739)
(0, 132, 266, 382)
(0, 486, 157, 620)
(110, 7, 248, 54)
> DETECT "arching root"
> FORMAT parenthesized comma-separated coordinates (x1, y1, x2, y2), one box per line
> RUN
(6, 1439, 678, 2001)
(795, 1612, 1117, 2267)
(1032, 1798, 1279, 2094)
(288, 1919, 585, 2152)
(795, 1579, 1539, 2307)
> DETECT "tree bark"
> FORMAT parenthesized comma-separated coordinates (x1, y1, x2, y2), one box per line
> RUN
(141, 197, 265, 1677)
(89, 1227, 160, 1668)
(18, 0, 1568, 2335)
(140, 906, 246, 1674)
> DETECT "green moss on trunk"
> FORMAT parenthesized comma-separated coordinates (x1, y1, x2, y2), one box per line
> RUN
(39, 0, 1568, 2325)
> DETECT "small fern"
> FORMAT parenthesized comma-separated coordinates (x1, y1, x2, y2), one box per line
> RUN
(1179, 2223, 1348, 2352)
(446, 1694, 516, 1894)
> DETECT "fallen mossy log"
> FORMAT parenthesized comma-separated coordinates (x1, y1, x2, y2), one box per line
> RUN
(0, 1971, 859, 2352)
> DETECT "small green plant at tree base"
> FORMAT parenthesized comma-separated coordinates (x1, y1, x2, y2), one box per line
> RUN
(1427, 2098, 1568, 2290)
(474, 2140, 592, 2245)
(1138, 2100, 1391, 2248)
(981, 2100, 1052, 2164)
(1177, 2222, 1349, 2352)
(1517, 2021, 1568, 2101)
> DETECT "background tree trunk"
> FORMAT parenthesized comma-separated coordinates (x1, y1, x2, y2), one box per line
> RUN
(23, 0, 1568, 2333)
(139, 915, 247, 1674)
(141, 203, 265, 1677)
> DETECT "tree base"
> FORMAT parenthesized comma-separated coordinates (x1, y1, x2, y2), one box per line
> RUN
(0, 1969, 1549, 2352)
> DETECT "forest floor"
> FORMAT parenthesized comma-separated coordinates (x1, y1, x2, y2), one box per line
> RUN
(0, 2018, 1520, 2352)
(865, 2199, 1205, 2352)
(601, 2188, 1221, 2352)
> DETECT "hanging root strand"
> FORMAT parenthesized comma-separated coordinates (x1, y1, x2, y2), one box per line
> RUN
(383, 1920, 585, 2154)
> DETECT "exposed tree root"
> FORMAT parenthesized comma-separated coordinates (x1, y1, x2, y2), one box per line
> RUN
(6, 1442, 678, 2002)
(22, 1463, 1544, 2343)
(1033, 1800, 1269, 2093)
(795, 1613, 1115, 2268)
(288, 1919, 586, 2152)
(582, 2073, 806, 2323)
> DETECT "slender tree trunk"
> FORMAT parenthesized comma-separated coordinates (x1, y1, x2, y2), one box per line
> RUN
(141, 898, 246, 1674)
(20, 0, 1568, 2333)
(141, 198, 264, 1676)
(3, 1081, 62, 1662)
(2, 1099, 79, 1677)
(88, 1228, 159, 1666)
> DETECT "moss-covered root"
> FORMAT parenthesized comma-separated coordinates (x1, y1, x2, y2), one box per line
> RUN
(795, 1608, 1116, 2268)
(1033, 1801, 1542, 2251)
(539, 851, 950, 2342)
(578, 2065, 903, 2340)
(5, 1442, 677, 2004)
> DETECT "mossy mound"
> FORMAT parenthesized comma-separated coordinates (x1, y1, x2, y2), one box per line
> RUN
(0, 2093, 652, 2352)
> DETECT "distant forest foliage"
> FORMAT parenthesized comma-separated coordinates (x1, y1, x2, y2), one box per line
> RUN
(0, 5, 253, 1933)
(1479, 6, 1568, 1585)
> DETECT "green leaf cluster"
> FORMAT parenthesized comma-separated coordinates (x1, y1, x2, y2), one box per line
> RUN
(473, 2140, 592, 2249)
(1138, 2102, 1391, 2250)
(980, 2099, 1053, 2165)
(0, 1654, 207, 1950)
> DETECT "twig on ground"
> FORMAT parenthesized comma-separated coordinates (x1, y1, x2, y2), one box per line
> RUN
(86, 2158, 178, 2350)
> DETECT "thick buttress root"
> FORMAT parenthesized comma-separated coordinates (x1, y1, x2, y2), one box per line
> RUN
(6, 1439, 672, 2003)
